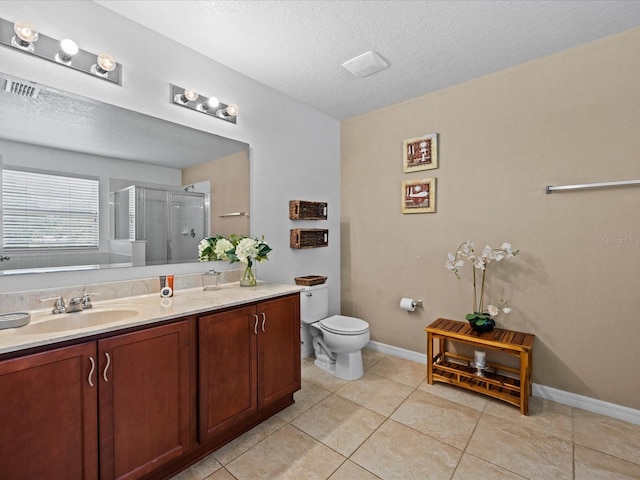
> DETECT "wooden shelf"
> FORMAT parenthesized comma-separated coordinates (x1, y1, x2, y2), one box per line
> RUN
(425, 318, 535, 415)
(432, 360, 522, 407)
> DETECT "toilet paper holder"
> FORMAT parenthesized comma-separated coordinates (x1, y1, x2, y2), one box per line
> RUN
(400, 297, 423, 311)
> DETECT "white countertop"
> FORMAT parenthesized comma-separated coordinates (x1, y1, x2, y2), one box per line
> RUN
(0, 282, 304, 355)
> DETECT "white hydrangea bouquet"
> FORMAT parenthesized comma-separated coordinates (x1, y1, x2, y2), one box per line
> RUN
(446, 241, 519, 331)
(199, 234, 272, 286)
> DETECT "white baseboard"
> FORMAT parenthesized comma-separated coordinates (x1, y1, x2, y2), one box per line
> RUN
(366, 340, 640, 426)
(532, 383, 640, 425)
(366, 340, 428, 364)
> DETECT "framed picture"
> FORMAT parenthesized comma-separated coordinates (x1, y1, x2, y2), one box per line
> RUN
(403, 133, 438, 173)
(402, 178, 436, 214)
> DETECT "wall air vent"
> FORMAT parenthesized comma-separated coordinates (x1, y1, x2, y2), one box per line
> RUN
(4, 77, 40, 98)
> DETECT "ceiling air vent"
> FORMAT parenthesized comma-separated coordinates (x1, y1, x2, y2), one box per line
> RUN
(342, 51, 389, 78)
(4, 78, 40, 98)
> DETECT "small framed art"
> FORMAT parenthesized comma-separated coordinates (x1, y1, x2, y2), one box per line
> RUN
(402, 178, 436, 214)
(403, 133, 438, 173)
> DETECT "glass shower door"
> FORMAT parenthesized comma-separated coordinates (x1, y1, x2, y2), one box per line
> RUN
(139, 188, 169, 265)
(168, 192, 207, 264)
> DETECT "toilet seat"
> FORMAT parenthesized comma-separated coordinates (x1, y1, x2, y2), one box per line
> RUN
(318, 315, 369, 335)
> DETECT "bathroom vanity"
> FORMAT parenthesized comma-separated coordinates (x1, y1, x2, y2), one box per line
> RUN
(0, 283, 302, 480)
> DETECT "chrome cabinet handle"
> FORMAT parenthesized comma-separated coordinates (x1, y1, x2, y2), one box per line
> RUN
(261, 312, 266, 332)
(88, 356, 96, 387)
(253, 314, 259, 335)
(103, 352, 111, 382)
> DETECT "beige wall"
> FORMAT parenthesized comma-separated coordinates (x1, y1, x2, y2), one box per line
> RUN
(182, 150, 250, 238)
(341, 27, 640, 409)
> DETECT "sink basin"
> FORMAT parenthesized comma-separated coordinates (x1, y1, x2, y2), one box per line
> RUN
(16, 309, 140, 335)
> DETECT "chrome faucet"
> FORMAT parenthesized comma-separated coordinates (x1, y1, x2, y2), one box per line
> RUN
(40, 296, 67, 314)
(67, 295, 84, 313)
(67, 291, 96, 312)
(81, 292, 94, 310)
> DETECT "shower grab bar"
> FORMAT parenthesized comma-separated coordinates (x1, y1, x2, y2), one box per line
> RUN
(219, 211, 250, 217)
(545, 179, 640, 194)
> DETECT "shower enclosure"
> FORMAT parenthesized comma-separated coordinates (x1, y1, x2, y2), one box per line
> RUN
(112, 186, 209, 265)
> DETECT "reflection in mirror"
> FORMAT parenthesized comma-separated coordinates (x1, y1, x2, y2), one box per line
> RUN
(111, 184, 209, 267)
(0, 71, 249, 275)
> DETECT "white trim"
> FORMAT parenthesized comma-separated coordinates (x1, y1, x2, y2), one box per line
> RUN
(366, 340, 427, 364)
(366, 340, 640, 426)
(532, 383, 640, 425)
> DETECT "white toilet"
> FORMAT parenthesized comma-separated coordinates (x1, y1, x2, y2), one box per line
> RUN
(300, 284, 370, 380)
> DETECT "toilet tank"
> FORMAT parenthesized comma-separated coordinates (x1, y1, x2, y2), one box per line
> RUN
(299, 283, 329, 324)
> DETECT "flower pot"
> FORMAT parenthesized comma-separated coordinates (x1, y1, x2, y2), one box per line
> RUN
(468, 316, 495, 333)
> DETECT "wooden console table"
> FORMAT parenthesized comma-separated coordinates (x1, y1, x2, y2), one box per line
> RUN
(425, 318, 535, 415)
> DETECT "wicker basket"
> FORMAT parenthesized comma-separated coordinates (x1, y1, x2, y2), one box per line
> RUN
(289, 200, 328, 220)
(294, 275, 327, 286)
(290, 229, 329, 249)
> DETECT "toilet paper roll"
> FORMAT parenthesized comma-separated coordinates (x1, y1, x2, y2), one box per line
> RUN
(400, 297, 416, 312)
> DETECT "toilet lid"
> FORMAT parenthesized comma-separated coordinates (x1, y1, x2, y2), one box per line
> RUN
(319, 315, 369, 335)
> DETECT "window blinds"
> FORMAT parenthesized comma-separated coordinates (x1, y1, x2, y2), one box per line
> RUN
(2, 169, 99, 249)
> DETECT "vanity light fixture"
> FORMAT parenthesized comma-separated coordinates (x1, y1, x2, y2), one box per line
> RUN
(200, 95, 220, 112)
(174, 86, 198, 105)
(0, 17, 121, 85)
(216, 103, 239, 119)
(170, 84, 238, 124)
(91, 53, 117, 76)
(11, 20, 38, 51)
(56, 39, 78, 64)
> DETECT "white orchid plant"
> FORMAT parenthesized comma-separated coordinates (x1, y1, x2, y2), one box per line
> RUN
(199, 234, 272, 285)
(446, 241, 519, 326)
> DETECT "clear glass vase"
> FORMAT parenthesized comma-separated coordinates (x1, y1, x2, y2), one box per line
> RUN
(240, 263, 257, 287)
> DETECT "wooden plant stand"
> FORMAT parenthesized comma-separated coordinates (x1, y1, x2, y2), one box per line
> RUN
(425, 318, 535, 415)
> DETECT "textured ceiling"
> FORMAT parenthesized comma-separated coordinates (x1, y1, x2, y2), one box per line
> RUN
(95, 0, 640, 120)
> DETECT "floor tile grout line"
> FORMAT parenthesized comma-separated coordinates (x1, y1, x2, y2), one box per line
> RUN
(448, 394, 486, 479)
(214, 417, 290, 468)
(352, 355, 546, 479)
(300, 355, 423, 479)
(457, 452, 529, 480)
(211, 466, 239, 480)
(183, 351, 640, 479)
(456, 402, 532, 479)
(574, 442, 640, 469)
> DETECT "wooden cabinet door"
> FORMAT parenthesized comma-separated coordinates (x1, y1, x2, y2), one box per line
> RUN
(0, 342, 98, 480)
(257, 295, 301, 408)
(98, 321, 191, 480)
(198, 305, 258, 442)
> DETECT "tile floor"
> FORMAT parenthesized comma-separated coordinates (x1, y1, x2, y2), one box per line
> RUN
(172, 349, 640, 480)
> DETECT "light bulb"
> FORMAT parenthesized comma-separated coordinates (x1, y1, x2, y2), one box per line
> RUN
(183, 87, 198, 102)
(13, 20, 38, 44)
(203, 96, 220, 110)
(96, 53, 116, 73)
(57, 39, 79, 63)
(225, 104, 238, 116)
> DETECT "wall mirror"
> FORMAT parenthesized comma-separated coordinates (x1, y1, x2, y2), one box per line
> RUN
(0, 71, 249, 275)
